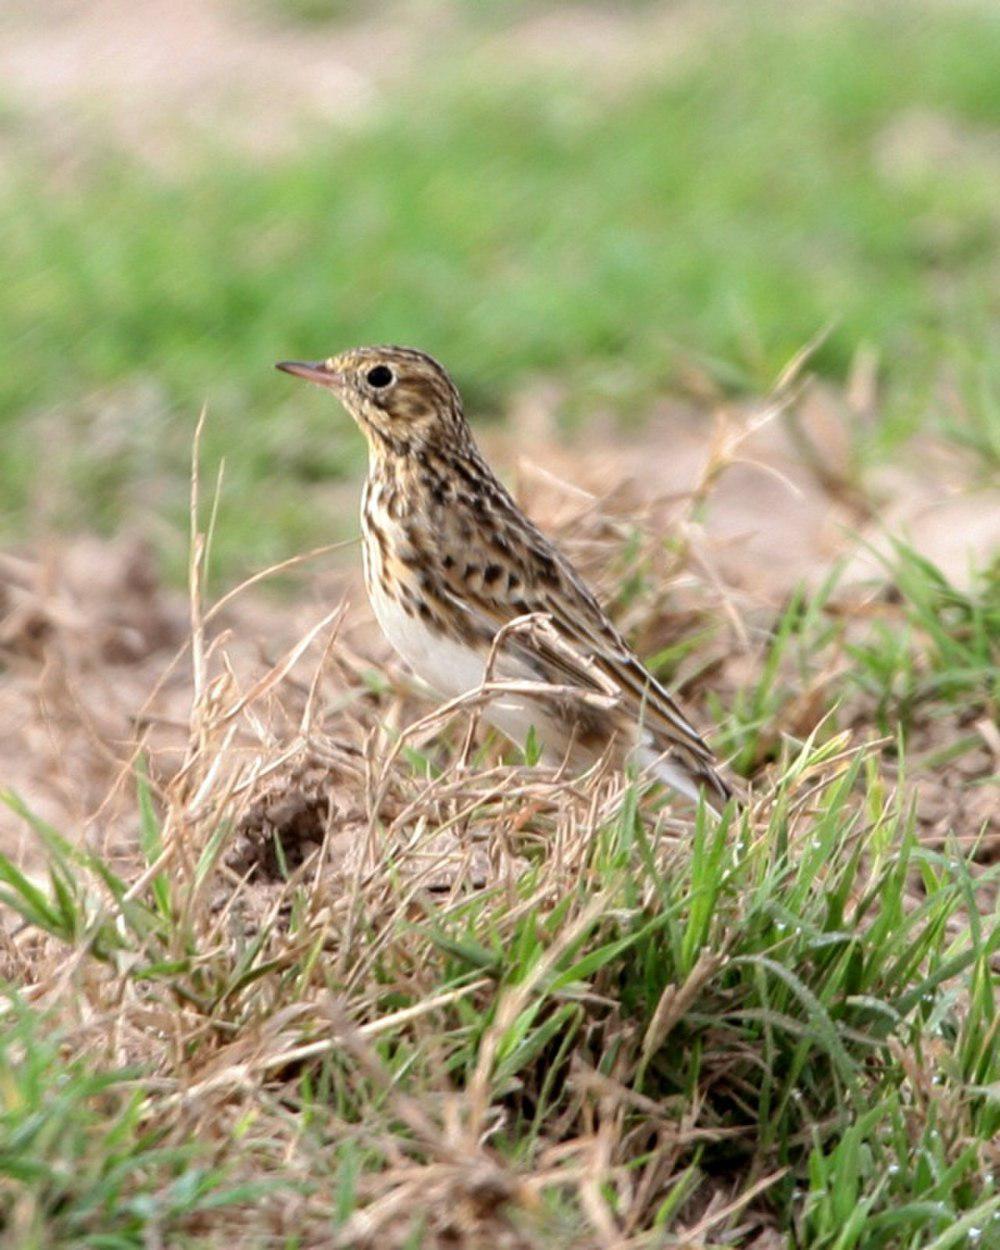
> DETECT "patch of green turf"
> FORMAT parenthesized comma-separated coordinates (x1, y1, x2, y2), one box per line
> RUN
(2, 740, 999, 1245)
(846, 541, 1000, 736)
(0, 997, 261, 1248)
(2, 2, 998, 575)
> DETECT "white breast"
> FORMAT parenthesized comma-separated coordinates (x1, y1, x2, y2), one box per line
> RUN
(361, 478, 554, 753)
(368, 577, 567, 753)
(367, 575, 487, 701)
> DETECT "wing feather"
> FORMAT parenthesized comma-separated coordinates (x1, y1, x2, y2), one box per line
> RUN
(431, 506, 727, 793)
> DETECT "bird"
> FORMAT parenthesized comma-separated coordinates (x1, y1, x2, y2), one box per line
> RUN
(276, 346, 731, 810)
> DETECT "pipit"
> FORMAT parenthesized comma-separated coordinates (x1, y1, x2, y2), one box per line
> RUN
(277, 346, 731, 809)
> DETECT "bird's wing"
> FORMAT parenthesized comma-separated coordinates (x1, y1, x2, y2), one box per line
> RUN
(433, 512, 730, 801)
(534, 566, 726, 774)
(543, 589, 733, 805)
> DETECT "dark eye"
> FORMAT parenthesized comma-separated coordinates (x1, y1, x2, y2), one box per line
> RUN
(365, 364, 393, 389)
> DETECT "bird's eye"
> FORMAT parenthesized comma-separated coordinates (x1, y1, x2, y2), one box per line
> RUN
(365, 364, 393, 389)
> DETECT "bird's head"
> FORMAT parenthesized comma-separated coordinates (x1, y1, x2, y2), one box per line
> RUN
(277, 345, 468, 458)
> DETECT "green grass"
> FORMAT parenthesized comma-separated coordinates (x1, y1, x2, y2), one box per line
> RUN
(3, 755, 999, 1245)
(1, 538, 998, 1246)
(2, 1, 999, 573)
(0, 1000, 262, 1248)
(846, 542, 1000, 736)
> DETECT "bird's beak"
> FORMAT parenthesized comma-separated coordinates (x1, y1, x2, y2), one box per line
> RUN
(275, 359, 346, 390)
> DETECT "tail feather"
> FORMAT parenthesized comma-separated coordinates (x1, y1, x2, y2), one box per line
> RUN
(636, 744, 735, 815)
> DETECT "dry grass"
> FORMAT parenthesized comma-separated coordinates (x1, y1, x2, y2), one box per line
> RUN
(1, 378, 998, 1247)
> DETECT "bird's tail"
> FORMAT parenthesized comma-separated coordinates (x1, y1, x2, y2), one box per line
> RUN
(636, 744, 735, 816)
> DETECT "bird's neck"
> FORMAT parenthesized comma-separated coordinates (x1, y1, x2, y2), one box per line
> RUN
(364, 438, 499, 523)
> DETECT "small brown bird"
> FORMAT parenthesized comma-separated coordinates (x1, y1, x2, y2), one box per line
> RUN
(277, 346, 731, 809)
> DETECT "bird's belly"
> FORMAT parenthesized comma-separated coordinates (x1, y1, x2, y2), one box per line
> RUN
(366, 578, 560, 752)
(367, 578, 487, 701)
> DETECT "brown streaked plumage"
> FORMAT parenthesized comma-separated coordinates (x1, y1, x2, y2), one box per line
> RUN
(276, 346, 732, 809)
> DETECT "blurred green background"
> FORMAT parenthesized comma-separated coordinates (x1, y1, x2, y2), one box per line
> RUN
(2, 0, 998, 576)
